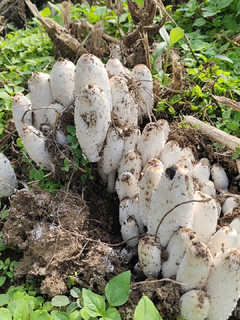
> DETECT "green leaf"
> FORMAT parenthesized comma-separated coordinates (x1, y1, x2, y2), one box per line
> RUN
(66, 302, 78, 314)
(159, 26, 170, 46)
(0, 276, 6, 287)
(105, 271, 130, 307)
(51, 296, 71, 307)
(215, 55, 233, 64)
(82, 289, 105, 317)
(7, 301, 20, 315)
(169, 27, 184, 48)
(70, 287, 81, 299)
(69, 310, 82, 320)
(152, 42, 167, 62)
(134, 296, 162, 320)
(0, 308, 12, 320)
(29, 310, 52, 320)
(135, 0, 144, 7)
(51, 311, 70, 320)
(0, 294, 10, 307)
(0, 239, 7, 251)
(13, 300, 28, 320)
(100, 307, 121, 320)
(80, 307, 90, 320)
(193, 18, 207, 27)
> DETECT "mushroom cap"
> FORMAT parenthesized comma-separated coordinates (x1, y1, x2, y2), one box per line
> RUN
(106, 58, 125, 78)
(211, 163, 228, 190)
(12, 92, 32, 136)
(118, 149, 142, 181)
(115, 172, 139, 201)
(28, 72, 53, 109)
(75, 84, 111, 163)
(50, 58, 75, 108)
(0, 153, 18, 198)
(179, 290, 210, 320)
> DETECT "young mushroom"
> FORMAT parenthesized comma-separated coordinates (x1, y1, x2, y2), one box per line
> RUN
(0, 153, 18, 198)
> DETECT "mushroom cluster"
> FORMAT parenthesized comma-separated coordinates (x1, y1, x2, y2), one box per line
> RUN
(4, 53, 240, 319)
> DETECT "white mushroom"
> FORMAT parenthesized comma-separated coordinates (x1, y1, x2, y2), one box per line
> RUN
(75, 53, 112, 110)
(162, 227, 197, 278)
(148, 164, 194, 247)
(115, 172, 139, 201)
(0, 153, 18, 198)
(192, 191, 218, 245)
(123, 127, 141, 155)
(138, 235, 161, 277)
(74, 84, 111, 163)
(137, 120, 169, 167)
(179, 290, 210, 320)
(139, 158, 164, 227)
(132, 64, 153, 119)
(211, 163, 228, 191)
(12, 93, 32, 136)
(20, 125, 52, 170)
(208, 226, 238, 257)
(28, 72, 53, 129)
(160, 140, 182, 168)
(118, 149, 142, 181)
(121, 215, 139, 247)
(200, 180, 216, 197)
(50, 58, 75, 108)
(193, 158, 210, 185)
(106, 58, 125, 78)
(206, 248, 240, 320)
(176, 241, 213, 292)
(222, 196, 240, 214)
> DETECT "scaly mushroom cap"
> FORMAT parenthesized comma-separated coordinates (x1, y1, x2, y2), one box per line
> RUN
(45, 102, 65, 125)
(110, 76, 137, 127)
(211, 163, 229, 190)
(20, 125, 52, 170)
(179, 290, 210, 320)
(123, 127, 141, 155)
(118, 149, 142, 181)
(106, 58, 125, 78)
(193, 158, 210, 185)
(101, 127, 124, 174)
(132, 64, 153, 119)
(119, 195, 144, 234)
(121, 215, 139, 247)
(75, 84, 111, 163)
(138, 235, 161, 277)
(0, 153, 18, 198)
(192, 191, 218, 245)
(139, 158, 164, 227)
(162, 227, 197, 278)
(222, 196, 239, 214)
(50, 58, 75, 108)
(115, 172, 139, 201)
(160, 140, 182, 168)
(176, 241, 213, 292)
(200, 180, 216, 197)
(75, 53, 112, 110)
(206, 248, 240, 320)
(208, 226, 238, 257)
(12, 93, 32, 136)
(137, 119, 169, 167)
(148, 164, 194, 247)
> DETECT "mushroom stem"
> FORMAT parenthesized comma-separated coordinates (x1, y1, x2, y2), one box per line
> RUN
(107, 171, 116, 193)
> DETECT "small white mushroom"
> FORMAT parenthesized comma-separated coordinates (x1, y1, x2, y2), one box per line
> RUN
(106, 58, 125, 78)
(123, 127, 141, 155)
(101, 127, 124, 193)
(137, 120, 169, 167)
(121, 215, 139, 247)
(230, 218, 240, 248)
(192, 191, 218, 245)
(132, 64, 153, 119)
(12, 93, 32, 136)
(139, 158, 164, 227)
(200, 180, 216, 197)
(138, 235, 161, 277)
(179, 290, 210, 320)
(208, 226, 238, 257)
(160, 140, 182, 168)
(50, 59, 75, 108)
(162, 227, 197, 278)
(193, 158, 210, 185)
(20, 125, 52, 170)
(28, 72, 53, 129)
(115, 172, 139, 201)
(177, 156, 193, 175)
(176, 241, 213, 292)
(206, 248, 240, 320)
(119, 195, 144, 234)
(0, 153, 18, 198)
(75, 84, 111, 163)
(148, 164, 194, 247)
(118, 149, 142, 181)
(211, 163, 228, 191)
(110, 76, 137, 127)
(222, 196, 239, 214)
(45, 102, 65, 125)
(75, 53, 112, 110)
